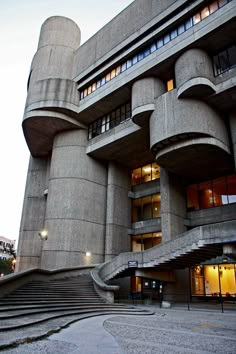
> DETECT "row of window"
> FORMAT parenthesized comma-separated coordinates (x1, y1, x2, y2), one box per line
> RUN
(79, 0, 231, 100)
(88, 102, 131, 140)
(132, 194, 161, 223)
(132, 162, 160, 185)
(213, 44, 236, 76)
(186, 174, 236, 211)
(132, 232, 162, 252)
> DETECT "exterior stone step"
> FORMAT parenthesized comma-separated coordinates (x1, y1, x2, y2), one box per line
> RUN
(0, 273, 153, 350)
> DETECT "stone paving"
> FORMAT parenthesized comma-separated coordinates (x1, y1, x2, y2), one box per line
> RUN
(1, 307, 235, 354)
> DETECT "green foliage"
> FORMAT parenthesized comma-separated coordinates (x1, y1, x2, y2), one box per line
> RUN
(0, 258, 13, 275)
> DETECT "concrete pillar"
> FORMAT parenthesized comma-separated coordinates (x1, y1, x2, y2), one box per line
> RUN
(229, 113, 236, 169)
(16, 156, 50, 271)
(105, 162, 131, 261)
(41, 129, 107, 269)
(160, 168, 186, 242)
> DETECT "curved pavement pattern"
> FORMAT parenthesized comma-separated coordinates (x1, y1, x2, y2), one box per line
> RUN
(1, 307, 236, 354)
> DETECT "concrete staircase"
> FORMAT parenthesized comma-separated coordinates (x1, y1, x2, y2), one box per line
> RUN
(95, 220, 236, 282)
(0, 273, 152, 350)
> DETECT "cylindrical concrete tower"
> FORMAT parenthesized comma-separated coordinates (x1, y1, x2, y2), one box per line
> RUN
(17, 17, 84, 271)
(41, 130, 108, 269)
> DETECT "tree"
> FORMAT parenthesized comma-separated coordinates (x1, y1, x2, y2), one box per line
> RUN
(0, 258, 13, 275)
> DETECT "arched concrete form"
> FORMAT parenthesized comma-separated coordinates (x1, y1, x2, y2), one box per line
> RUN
(175, 48, 216, 98)
(132, 77, 165, 126)
(23, 17, 82, 157)
(40, 129, 107, 269)
(150, 91, 232, 179)
(229, 113, 236, 169)
(23, 110, 86, 157)
(105, 162, 131, 261)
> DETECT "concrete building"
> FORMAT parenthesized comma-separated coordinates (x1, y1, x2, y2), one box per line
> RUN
(16, 0, 236, 300)
(0, 236, 16, 260)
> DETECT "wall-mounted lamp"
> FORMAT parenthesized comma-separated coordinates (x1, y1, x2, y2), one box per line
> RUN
(38, 230, 48, 241)
(85, 251, 91, 257)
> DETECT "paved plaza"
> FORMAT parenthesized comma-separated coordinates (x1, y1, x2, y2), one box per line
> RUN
(1, 306, 235, 354)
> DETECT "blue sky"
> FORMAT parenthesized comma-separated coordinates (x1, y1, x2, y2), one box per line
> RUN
(0, 0, 134, 244)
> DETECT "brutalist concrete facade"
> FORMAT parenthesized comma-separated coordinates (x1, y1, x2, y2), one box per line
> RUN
(17, 0, 236, 296)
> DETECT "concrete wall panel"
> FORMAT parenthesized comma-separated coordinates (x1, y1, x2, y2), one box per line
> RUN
(17, 156, 49, 271)
(41, 219, 105, 268)
(73, 0, 177, 77)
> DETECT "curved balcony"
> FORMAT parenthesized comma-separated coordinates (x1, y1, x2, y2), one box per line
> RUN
(175, 49, 216, 98)
(132, 77, 165, 126)
(22, 109, 85, 157)
(150, 91, 232, 179)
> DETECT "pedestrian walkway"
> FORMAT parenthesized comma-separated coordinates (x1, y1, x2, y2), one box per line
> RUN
(1, 306, 236, 354)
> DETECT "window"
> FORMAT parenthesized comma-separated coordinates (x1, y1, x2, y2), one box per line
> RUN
(170, 29, 178, 40)
(150, 43, 157, 53)
(131, 162, 160, 185)
(121, 62, 127, 72)
(185, 17, 193, 30)
(138, 52, 144, 61)
(163, 34, 170, 44)
(157, 38, 164, 49)
(193, 12, 201, 25)
(228, 46, 236, 67)
(132, 55, 138, 64)
(201, 6, 210, 20)
(144, 47, 150, 57)
(213, 45, 236, 76)
(116, 65, 121, 76)
(227, 174, 236, 203)
(209, 1, 218, 14)
(111, 69, 116, 80)
(177, 23, 185, 35)
(126, 59, 132, 68)
(88, 102, 131, 140)
(132, 194, 161, 222)
(219, 0, 228, 8)
(132, 232, 162, 252)
(167, 79, 174, 92)
(186, 174, 236, 211)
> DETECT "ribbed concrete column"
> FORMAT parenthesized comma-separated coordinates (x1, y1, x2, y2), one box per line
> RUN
(160, 168, 186, 242)
(105, 162, 131, 261)
(16, 156, 49, 271)
(41, 129, 107, 269)
(229, 113, 236, 168)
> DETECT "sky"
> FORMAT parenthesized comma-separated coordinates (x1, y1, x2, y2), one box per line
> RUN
(0, 0, 134, 244)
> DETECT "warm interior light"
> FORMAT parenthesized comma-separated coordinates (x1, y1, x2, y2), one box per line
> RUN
(38, 230, 48, 240)
(85, 251, 91, 257)
(143, 167, 152, 173)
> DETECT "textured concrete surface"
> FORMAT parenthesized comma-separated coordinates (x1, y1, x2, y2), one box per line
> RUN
(1, 307, 235, 354)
